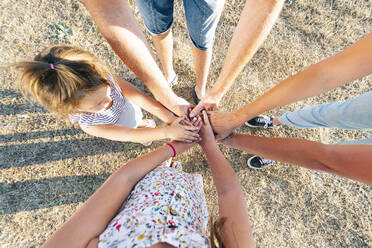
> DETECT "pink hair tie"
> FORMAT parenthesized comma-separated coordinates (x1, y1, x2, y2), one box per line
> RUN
(166, 142, 176, 157)
(50, 64, 55, 70)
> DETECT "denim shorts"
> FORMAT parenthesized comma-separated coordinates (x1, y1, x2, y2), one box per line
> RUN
(134, 0, 225, 50)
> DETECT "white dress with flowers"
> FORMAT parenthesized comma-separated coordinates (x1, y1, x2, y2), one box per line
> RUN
(98, 166, 209, 248)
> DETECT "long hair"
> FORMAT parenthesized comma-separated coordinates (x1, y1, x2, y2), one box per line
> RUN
(14, 45, 110, 115)
(209, 216, 226, 247)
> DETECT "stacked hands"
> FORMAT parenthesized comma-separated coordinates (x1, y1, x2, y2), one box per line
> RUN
(168, 105, 235, 145)
(169, 103, 242, 144)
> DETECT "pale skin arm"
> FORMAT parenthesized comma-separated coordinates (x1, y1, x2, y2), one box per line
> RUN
(42, 141, 196, 248)
(221, 133, 372, 185)
(199, 111, 255, 247)
(190, 0, 285, 117)
(113, 75, 176, 124)
(81, 117, 200, 143)
(209, 32, 372, 138)
(83, 0, 191, 116)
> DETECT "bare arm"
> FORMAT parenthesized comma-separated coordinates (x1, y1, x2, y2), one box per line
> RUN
(42, 141, 195, 248)
(199, 111, 255, 247)
(190, 0, 284, 117)
(209, 32, 372, 138)
(81, 118, 200, 143)
(222, 133, 372, 185)
(234, 32, 372, 125)
(83, 0, 191, 116)
(114, 75, 176, 124)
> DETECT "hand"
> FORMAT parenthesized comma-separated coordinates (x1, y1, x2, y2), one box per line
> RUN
(171, 96, 193, 117)
(199, 110, 216, 146)
(184, 107, 203, 131)
(217, 131, 237, 146)
(189, 92, 219, 118)
(208, 111, 242, 140)
(167, 116, 200, 142)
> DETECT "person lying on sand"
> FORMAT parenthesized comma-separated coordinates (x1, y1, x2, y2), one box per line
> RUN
(42, 111, 255, 248)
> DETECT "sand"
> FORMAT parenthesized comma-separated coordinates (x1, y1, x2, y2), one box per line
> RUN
(0, 0, 371, 247)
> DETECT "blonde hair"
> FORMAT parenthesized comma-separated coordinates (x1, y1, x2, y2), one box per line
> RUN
(209, 216, 226, 248)
(15, 45, 110, 115)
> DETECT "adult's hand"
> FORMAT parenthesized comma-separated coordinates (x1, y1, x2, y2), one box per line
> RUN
(189, 92, 219, 118)
(208, 111, 242, 140)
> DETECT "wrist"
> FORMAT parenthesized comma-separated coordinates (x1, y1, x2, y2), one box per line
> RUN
(232, 110, 247, 127)
(162, 126, 170, 139)
(165, 142, 177, 157)
(165, 113, 177, 125)
(171, 141, 195, 154)
(219, 133, 236, 146)
(207, 89, 222, 104)
(200, 138, 217, 148)
(200, 140, 219, 152)
(234, 103, 259, 124)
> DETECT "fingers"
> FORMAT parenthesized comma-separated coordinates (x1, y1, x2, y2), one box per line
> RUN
(185, 130, 200, 139)
(189, 102, 204, 118)
(202, 110, 210, 126)
(181, 117, 194, 126)
(205, 103, 217, 112)
(183, 125, 199, 131)
(173, 117, 183, 124)
(179, 132, 200, 143)
(191, 115, 201, 125)
(195, 119, 203, 130)
(193, 116, 202, 128)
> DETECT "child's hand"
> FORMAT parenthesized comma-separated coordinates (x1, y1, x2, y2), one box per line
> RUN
(199, 110, 216, 146)
(168, 116, 200, 143)
(182, 110, 203, 131)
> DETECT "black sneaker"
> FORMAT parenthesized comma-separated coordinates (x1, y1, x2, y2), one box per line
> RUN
(247, 155, 277, 169)
(245, 115, 276, 129)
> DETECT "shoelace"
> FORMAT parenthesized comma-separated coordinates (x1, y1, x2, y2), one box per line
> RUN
(260, 157, 276, 165)
(257, 116, 272, 128)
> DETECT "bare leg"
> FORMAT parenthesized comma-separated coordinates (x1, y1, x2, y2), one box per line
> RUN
(152, 29, 176, 83)
(190, 0, 284, 117)
(210, 0, 284, 100)
(192, 46, 212, 99)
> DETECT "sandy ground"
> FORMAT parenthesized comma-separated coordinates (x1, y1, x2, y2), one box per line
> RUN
(1, 0, 371, 247)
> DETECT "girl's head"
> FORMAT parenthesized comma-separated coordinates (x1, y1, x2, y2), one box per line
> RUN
(15, 45, 110, 115)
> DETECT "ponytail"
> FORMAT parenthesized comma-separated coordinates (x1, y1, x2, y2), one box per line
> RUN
(14, 45, 110, 115)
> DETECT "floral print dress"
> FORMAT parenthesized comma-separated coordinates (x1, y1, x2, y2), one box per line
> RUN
(98, 165, 210, 248)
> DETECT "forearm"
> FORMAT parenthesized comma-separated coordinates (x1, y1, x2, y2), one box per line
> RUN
(223, 134, 332, 171)
(224, 134, 372, 184)
(126, 127, 170, 143)
(128, 94, 176, 124)
(201, 142, 242, 194)
(143, 101, 177, 124)
(43, 142, 186, 248)
(116, 76, 176, 124)
(234, 32, 372, 123)
(82, 125, 169, 143)
(83, 0, 179, 106)
(210, 0, 284, 101)
(235, 64, 326, 123)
